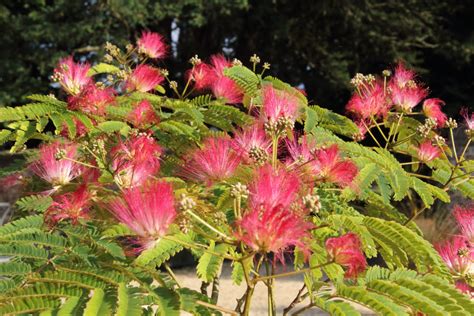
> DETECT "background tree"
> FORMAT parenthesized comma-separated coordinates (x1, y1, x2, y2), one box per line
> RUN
(1, 0, 472, 115)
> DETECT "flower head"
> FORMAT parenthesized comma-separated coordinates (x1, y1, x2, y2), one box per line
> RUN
(110, 134, 162, 188)
(30, 141, 83, 186)
(187, 63, 214, 90)
(423, 98, 447, 128)
(181, 137, 241, 186)
(68, 84, 115, 116)
(325, 232, 367, 278)
(417, 141, 440, 163)
(46, 185, 91, 224)
(107, 180, 177, 247)
(128, 100, 160, 128)
(232, 123, 272, 164)
(461, 108, 474, 131)
(126, 65, 164, 92)
(53, 57, 92, 95)
(262, 85, 299, 125)
(454, 204, 474, 243)
(0, 173, 24, 188)
(137, 31, 167, 59)
(207, 55, 243, 103)
(236, 206, 313, 261)
(389, 63, 428, 112)
(312, 145, 358, 187)
(346, 81, 390, 119)
(249, 165, 301, 210)
(436, 236, 473, 276)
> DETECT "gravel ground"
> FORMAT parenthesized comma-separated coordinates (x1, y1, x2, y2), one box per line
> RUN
(175, 263, 374, 315)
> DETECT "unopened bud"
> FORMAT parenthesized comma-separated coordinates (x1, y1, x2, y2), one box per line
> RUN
(250, 54, 261, 64)
(179, 194, 196, 211)
(230, 182, 249, 199)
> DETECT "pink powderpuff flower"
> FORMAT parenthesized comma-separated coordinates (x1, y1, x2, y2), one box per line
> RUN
(207, 55, 243, 103)
(68, 84, 115, 116)
(128, 100, 160, 128)
(453, 204, 474, 243)
(455, 281, 473, 297)
(436, 236, 473, 276)
(110, 134, 162, 188)
(325, 232, 367, 278)
(137, 31, 167, 59)
(182, 137, 241, 186)
(389, 63, 428, 112)
(53, 56, 92, 95)
(186, 63, 214, 90)
(262, 85, 300, 124)
(107, 180, 177, 248)
(46, 185, 91, 224)
(312, 145, 358, 187)
(232, 123, 272, 163)
(353, 120, 369, 141)
(417, 141, 441, 163)
(126, 65, 164, 92)
(423, 98, 447, 128)
(30, 141, 83, 186)
(236, 205, 313, 261)
(461, 108, 474, 131)
(249, 164, 301, 210)
(0, 172, 24, 188)
(346, 81, 390, 120)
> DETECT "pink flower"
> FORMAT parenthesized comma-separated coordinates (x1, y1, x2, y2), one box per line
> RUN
(249, 164, 301, 210)
(236, 205, 313, 261)
(417, 141, 440, 163)
(137, 31, 167, 59)
(436, 236, 473, 276)
(46, 185, 91, 224)
(107, 180, 177, 247)
(325, 232, 367, 278)
(312, 145, 358, 187)
(353, 120, 369, 141)
(461, 108, 474, 131)
(346, 81, 390, 119)
(455, 281, 473, 297)
(68, 84, 115, 116)
(126, 65, 164, 92)
(389, 63, 428, 112)
(0, 172, 24, 188)
(60, 117, 91, 138)
(30, 141, 83, 186)
(423, 98, 447, 128)
(182, 137, 241, 186)
(128, 100, 160, 128)
(208, 55, 243, 103)
(110, 134, 162, 188)
(232, 123, 272, 163)
(262, 85, 299, 124)
(53, 56, 92, 95)
(454, 204, 474, 243)
(187, 63, 214, 90)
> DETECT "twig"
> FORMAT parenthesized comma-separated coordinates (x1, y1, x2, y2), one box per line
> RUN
(283, 284, 308, 315)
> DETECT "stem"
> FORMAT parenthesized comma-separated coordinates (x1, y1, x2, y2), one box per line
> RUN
(211, 276, 220, 303)
(283, 284, 307, 316)
(163, 235, 236, 260)
(265, 259, 276, 316)
(459, 138, 472, 163)
(272, 135, 279, 168)
(163, 262, 181, 288)
(180, 75, 193, 99)
(61, 157, 99, 169)
(242, 285, 255, 316)
(253, 261, 332, 284)
(362, 121, 383, 148)
(185, 209, 230, 240)
(391, 113, 404, 144)
(406, 172, 433, 180)
(450, 128, 459, 163)
(400, 161, 420, 166)
(196, 300, 238, 316)
(370, 117, 388, 141)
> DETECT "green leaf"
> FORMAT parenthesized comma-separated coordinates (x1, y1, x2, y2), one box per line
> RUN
(154, 287, 180, 316)
(196, 241, 229, 282)
(224, 65, 260, 97)
(135, 234, 191, 266)
(116, 283, 143, 316)
(83, 288, 105, 315)
(15, 195, 53, 213)
(87, 63, 121, 76)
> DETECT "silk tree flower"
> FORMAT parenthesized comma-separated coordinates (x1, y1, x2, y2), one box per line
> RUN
(312, 145, 358, 187)
(346, 81, 389, 120)
(137, 31, 167, 59)
(187, 63, 214, 90)
(236, 205, 313, 261)
(417, 141, 441, 163)
(52, 56, 92, 95)
(461, 108, 474, 131)
(454, 281, 473, 297)
(46, 185, 91, 224)
(126, 65, 164, 92)
(107, 180, 177, 249)
(248, 164, 301, 210)
(389, 63, 428, 112)
(30, 141, 83, 186)
(128, 100, 160, 128)
(110, 134, 162, 188)
(232, 123, 272, 164)
(423, 98, 447, 128)
(436, 236, 473, 277)
(181, 137, 242, 186)
(67, 84, 115, 116)
(325, 232, 367, 278)
(454, 205, 474, 243)
(262, 85, 300, 127)
(207, 55, 243, 104)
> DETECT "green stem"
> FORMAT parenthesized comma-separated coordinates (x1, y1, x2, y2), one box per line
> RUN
(265, 259, 276, 316)
(272, 135, 279, 168)
(371, 116, 388, 141)
(185, 209, 230, 240)
(253, 261, 332, 283)
(362, 121, 383, 148)
(450, 128, 459, 162)
(459, 138, 472, 163)
(163, 262, 181, 288)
